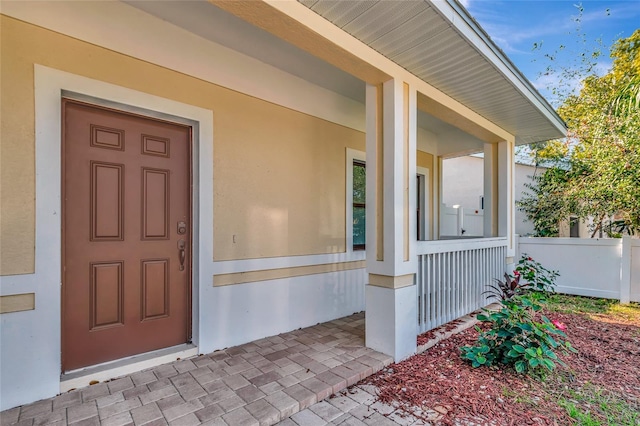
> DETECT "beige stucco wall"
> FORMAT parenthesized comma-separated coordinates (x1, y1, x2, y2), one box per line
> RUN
(0, 16, 366, 274)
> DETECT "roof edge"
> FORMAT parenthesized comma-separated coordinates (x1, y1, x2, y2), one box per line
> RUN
(430, 0, 567, 138)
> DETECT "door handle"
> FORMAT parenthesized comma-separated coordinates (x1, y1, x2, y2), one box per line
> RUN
(178, 239, 186, 271)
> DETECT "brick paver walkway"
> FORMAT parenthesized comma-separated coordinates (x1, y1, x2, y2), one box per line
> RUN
(1, 312, 394, 426)
(277, 384, 432, 426)
(277, 308, 490, 426)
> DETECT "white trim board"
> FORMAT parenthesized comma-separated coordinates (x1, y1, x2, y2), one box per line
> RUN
(214, 251, 366, 275)
(60, 345, 198, 393)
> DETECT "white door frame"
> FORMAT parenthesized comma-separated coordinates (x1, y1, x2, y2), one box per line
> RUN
(33, 65, 214, 389)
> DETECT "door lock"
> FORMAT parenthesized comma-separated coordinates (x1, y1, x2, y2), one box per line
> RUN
(177, 221, 187, 235)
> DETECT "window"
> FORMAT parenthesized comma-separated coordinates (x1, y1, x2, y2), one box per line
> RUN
(352, 161, 366, 250)
(569, 216, 580, 238)
(347, 151, 430, 251)
(347, 148, 366, 253)
(416, 167, 430, 241)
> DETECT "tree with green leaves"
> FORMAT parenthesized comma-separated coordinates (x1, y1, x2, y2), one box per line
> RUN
(519, 29, 640, 237)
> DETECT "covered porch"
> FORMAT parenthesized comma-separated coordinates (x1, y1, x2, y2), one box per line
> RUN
(0, 0, 566, 412)
(0, 313, 393, 426)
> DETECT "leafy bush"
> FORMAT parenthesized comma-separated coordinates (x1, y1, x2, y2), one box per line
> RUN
(483, 272, 524, 301)
(461, 255, 573, 374)
(484, 272, 538, 301)
(461, 296, 576, 373)
(514, 254, 559, 293)
(483, 255, 558, 302)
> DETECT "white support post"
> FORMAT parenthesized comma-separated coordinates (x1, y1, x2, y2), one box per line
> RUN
(364, 79, 417, 362)
(483, 143, 497, 238)
(457, 207, 464, 236)
(498, 139, 516, 258)
(433, 156, 442, 240)
(621, 236, 631, 304)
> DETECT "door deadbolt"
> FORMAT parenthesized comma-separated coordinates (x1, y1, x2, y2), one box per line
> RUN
(177, 221, 187, 235)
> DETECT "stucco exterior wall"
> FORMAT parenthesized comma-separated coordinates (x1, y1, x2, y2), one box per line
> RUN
(0, 14, 373, 410)
(0, 16, 365, 275)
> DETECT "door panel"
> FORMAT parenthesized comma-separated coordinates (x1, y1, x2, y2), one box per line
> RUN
(62, 100, 191, 371)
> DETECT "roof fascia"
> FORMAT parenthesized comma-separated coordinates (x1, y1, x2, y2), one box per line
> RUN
(429, 0, 567, 137)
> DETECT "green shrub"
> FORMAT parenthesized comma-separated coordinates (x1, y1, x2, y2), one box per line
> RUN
(461, 255, 573, 375)
(514, 254, 559, 293)
(484, 272, 535, 301)
(461, 295, 575, 373)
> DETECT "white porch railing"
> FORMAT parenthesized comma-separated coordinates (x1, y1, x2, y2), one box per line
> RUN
(416, 238, 508, 333)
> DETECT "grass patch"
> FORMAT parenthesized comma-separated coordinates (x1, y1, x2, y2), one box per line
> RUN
(502, 386, 541, 406)
(606, 303, 640, 323)
(544, 295, 640, 424)
(545, 294, 616, 314)
(546, 294, 640, 323)
(556, 383, 640, 426)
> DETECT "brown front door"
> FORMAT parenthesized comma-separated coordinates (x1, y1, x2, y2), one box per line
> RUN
(62, 99, 191, 371)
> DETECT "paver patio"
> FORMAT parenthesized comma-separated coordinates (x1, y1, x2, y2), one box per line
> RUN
(0, 312, 394, 426)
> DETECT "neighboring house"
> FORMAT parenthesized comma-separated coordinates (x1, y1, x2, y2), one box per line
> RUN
(0, 0, 565, 410)
(442, 155, 606, 238)
(442, 155, 544, 237)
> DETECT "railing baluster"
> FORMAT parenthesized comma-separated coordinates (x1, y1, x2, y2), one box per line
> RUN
(440, 252, 445, 327)
(448, 251, 452, 324)
(445, 251, 449, 326)
(465, 249, 470, 314)
(431, 253, 435, 328)
(417, 255, 422, 331)
(415, 239, 507, 335)
(455, 250, 461, 319)
(418, 256, 426, 330)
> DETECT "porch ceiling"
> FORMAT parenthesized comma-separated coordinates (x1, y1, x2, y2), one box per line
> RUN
(299, 0, 567, 146)
(126, 0, 565, 145)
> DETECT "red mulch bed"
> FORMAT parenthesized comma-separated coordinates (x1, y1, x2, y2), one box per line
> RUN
(365, 308, 640, 425)
(417, 319, 465, 347)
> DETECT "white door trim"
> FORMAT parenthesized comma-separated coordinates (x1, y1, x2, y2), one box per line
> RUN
(33, 65, 214, 388)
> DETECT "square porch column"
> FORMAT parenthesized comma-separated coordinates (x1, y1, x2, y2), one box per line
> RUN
(364, 79, 417, 362)
(484, 139, 516, 266)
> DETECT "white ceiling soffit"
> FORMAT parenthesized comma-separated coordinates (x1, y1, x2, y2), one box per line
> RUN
(298, 0, 567, 145)
(124, 0, 366, 103)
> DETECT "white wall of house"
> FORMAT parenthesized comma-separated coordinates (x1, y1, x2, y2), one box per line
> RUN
(443, 155, 542, 237)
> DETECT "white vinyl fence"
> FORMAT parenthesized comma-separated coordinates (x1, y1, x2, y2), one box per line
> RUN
(440, 205, 484, 237)
(416, 238, 507, 333)
(517, 236, 639, 303)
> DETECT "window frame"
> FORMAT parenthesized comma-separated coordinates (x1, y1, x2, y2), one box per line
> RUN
(417, 166, 430, 241)
(346, 148, 367, 253)
(347, 150, 432, 252)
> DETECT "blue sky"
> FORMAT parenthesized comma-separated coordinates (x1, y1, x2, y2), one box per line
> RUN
(462, 0, 640, 105)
